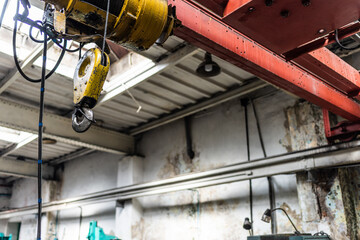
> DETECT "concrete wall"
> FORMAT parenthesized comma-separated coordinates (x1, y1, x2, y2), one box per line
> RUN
(4, 89, 358, 239)
(0, 179, 11, 211)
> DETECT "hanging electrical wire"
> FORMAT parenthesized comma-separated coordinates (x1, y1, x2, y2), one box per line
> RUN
(12, 1, 84, 238)
(36, 25, 47, 240)
(13, 0, 66, 83)
(55, 40, 85, 53)
(335, 29, 360, 51)
(101, 0, 111, 65)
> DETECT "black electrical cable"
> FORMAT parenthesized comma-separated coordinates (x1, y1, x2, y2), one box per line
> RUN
(241, 98, 253, 236)
(55, 40, 84, 53)
(101, 0, 110, 65)
(251, 99, 277, 234)
(29, 20, 51, 43)
(335, 29, 360, 51)
(37, 23, 47, 240)
(13, 0, 66, 83)
(79, 42, 83, 60)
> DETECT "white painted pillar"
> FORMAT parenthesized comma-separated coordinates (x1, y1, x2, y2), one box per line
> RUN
(115, 156, 144, 240)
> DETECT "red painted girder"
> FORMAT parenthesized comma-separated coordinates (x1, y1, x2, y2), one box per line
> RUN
(221, 0, 360, 54)
(284, 22, 360, 60)
(323, 108, 360, 143)
(170, 0, 360, 121)
(294, 48, 360, 96)
(188, 0, 228, 16)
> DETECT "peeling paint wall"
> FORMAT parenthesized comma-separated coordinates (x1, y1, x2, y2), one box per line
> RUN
(282, 100, 327, 152)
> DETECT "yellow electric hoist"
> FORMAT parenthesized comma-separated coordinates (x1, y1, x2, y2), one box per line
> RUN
(43, 0, 175, 132)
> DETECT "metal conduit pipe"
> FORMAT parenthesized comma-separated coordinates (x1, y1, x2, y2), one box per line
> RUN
(251, 98, 277, 234)
(2, 139, 360, 219)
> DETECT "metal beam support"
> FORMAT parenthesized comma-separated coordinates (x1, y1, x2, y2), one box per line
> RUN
(171, 0, 360, 121)
(0, 135, 38, 157)
(0, 157, 53, 180)
(130, 79, 267, 135)
(0, 98, 134, 155)
(98, 44, 199, 105)
(294, 48, 360, 96)
(0, 41, 54, 94)
(48, 148, 95, 166)
(2, 139, 360, 219)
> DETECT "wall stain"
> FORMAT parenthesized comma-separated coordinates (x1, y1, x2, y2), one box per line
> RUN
(131, 218, 144, 240)
(157, 147, 200, 179)
(281, 101, 326, 152)
(338, 168, 360, 240)
(314, 170, 349, 239)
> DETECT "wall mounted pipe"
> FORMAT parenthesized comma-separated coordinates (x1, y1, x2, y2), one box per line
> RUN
(2, 140, 360, 219)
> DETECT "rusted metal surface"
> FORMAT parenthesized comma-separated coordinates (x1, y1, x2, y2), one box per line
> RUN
(323, 108, 360, 144)
(220, 0, 360, 55)
(172, 0, 360, 121)
(284, 22, 360, 60)
(293, 48, 360, 96)
(188, 0, 228, 16)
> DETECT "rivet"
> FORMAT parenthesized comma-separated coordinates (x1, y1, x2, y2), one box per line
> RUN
(280, 10, 290, 18)
(318, 29, 326, 34)
(302, 0, 311, 6)
(248, 7, 255, 12)
(265, 0, 273, 6)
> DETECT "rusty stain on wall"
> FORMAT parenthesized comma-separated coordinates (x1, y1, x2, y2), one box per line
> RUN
(132, 218, 145, 240)
(279, 202, 303, 232)
(338, 168, 360, 240)
(298, 169, 350, 239)
(157, 147, 200, 179)
(296, 172, 321, 222)
(281, 101, 327, 152)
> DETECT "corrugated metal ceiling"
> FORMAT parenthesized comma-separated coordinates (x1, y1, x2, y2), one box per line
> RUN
(0, 24, 259, 167)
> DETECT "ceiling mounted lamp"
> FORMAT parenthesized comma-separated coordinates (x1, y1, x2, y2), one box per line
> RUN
(196, 52, 221, 77)
(261, 208, 301, 235)
(43, 138, 57, 145)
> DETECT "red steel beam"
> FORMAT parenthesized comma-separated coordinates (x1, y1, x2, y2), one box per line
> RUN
(294, 48, 360, 96)
(170, 0, 360, 121)
(283, 22, 360, 60)
(188, 0, 228, 16)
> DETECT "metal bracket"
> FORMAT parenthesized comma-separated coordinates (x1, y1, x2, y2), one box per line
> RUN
(323, 108, 360, 144)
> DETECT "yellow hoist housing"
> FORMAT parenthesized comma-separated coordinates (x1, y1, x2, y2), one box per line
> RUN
(73, 48, 110, 107)
(46, 0, 174, 51)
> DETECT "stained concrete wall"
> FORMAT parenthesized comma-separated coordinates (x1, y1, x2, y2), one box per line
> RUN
(0, 179, 11, 211)
(5, 89, 358, 239)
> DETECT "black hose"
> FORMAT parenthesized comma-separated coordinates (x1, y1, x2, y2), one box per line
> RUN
(37, 26, 47, 240)
(335, 29, 360, 51)
(101, 0, 111, 65)
(29, 20, 51, 43)
(13, 0, 66, 83)
(55, 40, 84, 53)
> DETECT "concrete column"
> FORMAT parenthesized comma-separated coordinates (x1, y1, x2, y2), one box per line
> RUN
(0, 219, 7, 233)
(115, 156, 144, 240)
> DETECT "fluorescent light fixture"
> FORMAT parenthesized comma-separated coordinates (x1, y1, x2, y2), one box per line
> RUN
(0, 126, 36, 144)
